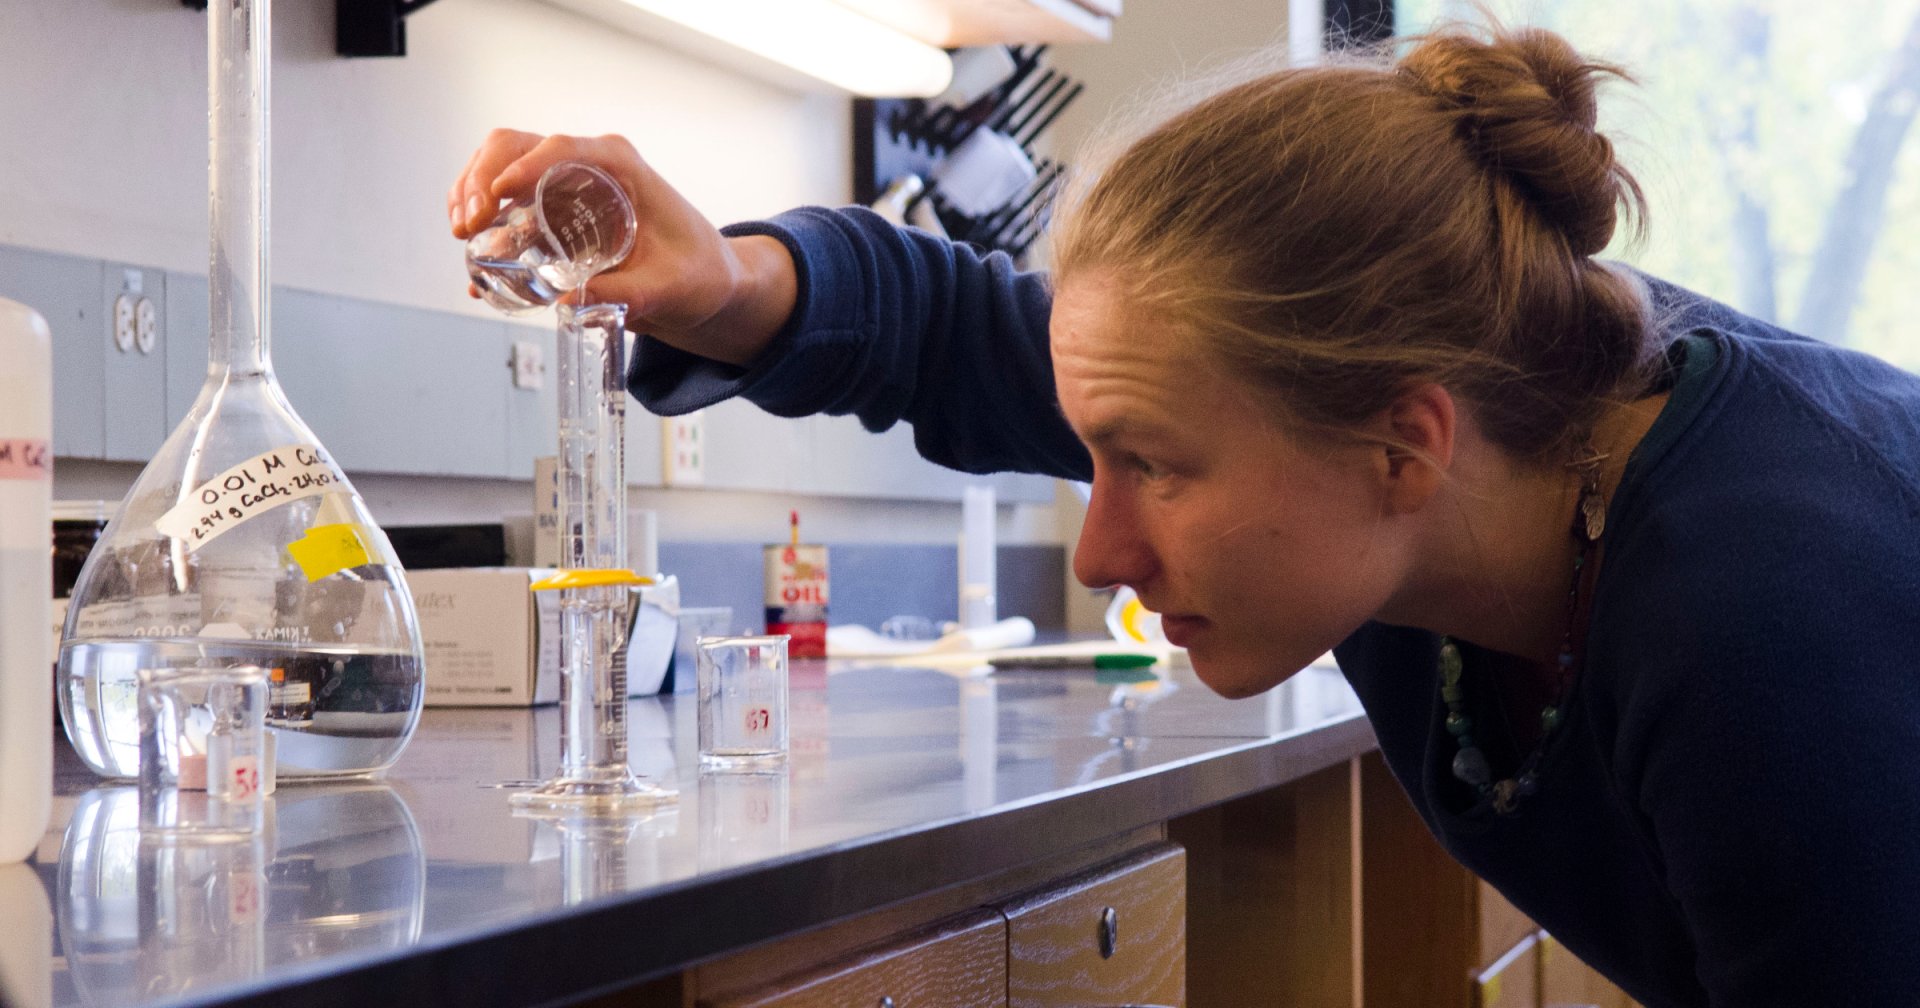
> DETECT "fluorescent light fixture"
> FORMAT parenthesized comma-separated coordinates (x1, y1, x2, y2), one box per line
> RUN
(582, 0, 955, 98)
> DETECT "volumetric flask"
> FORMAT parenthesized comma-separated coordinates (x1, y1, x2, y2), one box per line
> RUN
(466, 162, 637, 314)
(57, 0, 426, 782)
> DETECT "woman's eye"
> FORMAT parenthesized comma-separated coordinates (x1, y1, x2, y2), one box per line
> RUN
(1129, 455, 1163, 480)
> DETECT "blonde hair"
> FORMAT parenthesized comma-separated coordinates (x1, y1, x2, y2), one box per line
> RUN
(1049, 22, 1659, 465)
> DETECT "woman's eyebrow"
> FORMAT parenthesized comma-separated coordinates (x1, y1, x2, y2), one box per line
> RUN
(1079, 419, 1128, 447)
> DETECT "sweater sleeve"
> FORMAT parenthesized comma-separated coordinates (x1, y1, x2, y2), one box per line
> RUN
(627, 205, 1093, 482)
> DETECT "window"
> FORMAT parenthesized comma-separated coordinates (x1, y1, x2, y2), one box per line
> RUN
(1372, 0, 1920, 371)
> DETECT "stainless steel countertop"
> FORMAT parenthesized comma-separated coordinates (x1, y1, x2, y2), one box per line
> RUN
(4, 660, 1371, 1008)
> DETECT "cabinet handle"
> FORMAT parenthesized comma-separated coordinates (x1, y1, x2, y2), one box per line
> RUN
(1098, 905, 1119, 959)
(877, 998, 895, 1008)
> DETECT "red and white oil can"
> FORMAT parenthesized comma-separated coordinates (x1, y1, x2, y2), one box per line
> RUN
(763, 511, 828, 658)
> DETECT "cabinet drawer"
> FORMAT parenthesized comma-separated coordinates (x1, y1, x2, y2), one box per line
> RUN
(1002, 843, 1186, 1008)
(702, 910, 1007, 1008)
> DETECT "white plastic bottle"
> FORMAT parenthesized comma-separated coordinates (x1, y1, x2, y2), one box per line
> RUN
(0, 297, 52, 863)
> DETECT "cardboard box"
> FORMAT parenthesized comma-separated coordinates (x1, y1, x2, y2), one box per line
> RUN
(410, 568, 678, 707)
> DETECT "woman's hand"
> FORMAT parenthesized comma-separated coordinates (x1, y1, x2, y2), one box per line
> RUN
(447, 129, 795, 367)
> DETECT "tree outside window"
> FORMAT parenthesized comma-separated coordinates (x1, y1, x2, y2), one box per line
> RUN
(1396, 0, 1920, 371)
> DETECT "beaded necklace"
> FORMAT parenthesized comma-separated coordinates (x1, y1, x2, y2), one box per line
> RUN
(1440, 450, 1606, 815)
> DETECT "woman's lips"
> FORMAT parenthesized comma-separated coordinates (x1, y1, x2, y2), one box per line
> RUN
(1158, 614, 1207, 648)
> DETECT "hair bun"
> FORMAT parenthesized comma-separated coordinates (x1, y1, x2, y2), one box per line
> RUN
(1400, 26, 1639, 256)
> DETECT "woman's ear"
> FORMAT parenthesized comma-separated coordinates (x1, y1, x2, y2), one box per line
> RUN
(1375, 383, 1455, 516)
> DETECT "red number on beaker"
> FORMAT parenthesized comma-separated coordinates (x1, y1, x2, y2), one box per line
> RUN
(230, 759, 259, 799)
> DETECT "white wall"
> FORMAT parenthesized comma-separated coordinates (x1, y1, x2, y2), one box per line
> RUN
(0, 0, 843, 319)
(1045, 0, 1294, 169)
(2, 0, 1083, 551)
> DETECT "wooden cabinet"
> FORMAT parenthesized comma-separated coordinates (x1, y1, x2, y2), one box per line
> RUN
(1002, 845, 1185, 1008)
(596, 755, 1636, 1008)
(1475, 932, 1540, 1008)
(702, 911, 1007, 1008)
(1359, 753, 1640, 1008)
(1167, 760, 1359, 1008)
(693, 841, 1186, 1008)
(1540, 935, 1638, 1008)
(1477, 884, 1534, 977)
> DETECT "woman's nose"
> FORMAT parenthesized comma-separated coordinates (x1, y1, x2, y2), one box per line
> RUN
(1072, 478, 1155, 590)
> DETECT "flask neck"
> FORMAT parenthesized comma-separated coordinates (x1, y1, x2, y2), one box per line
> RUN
(208, 0, 273, 379)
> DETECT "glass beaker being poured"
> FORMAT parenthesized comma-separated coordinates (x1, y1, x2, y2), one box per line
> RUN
(469, 162, 676, 815)
(57, 0, 426, 781)
(467, 162, 637, 315)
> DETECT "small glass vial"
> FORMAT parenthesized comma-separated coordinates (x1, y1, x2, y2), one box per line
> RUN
(138, 664, 271, 839)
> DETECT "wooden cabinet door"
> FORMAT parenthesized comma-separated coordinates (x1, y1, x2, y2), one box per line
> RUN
(1540, 935, 1641, 1008)
(1001, 843, 1186, 1008)
(701, 910, 1007, 1008)
(1475, 932, 1540, 1008)
(1478, 883, 1535, 975)
(1360, 752, 1640, 1008)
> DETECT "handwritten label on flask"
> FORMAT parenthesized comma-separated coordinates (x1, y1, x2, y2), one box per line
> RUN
(0, 439, 50, 481)
(155, 444, 353, 551)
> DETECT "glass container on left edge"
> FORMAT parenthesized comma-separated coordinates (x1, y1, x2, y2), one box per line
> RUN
(56, 0, 424, 780)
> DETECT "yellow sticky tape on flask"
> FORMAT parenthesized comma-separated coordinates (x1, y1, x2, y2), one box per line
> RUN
(529, 568, 654, 591)
(286, 523, 373, 582)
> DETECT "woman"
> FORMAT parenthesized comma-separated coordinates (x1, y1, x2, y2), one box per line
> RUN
(449, 23, 1920, 1007)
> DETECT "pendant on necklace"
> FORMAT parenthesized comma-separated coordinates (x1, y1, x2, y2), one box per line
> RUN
(1581, 490, 1606, 542)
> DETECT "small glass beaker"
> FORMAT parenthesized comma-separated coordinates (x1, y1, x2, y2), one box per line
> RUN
(465, 161, 637, 315)
(697, 635, 789, 770)
(138, 664, 270, 838)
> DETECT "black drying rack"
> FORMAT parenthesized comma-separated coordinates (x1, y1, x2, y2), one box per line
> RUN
(853, 45, 1083, 263)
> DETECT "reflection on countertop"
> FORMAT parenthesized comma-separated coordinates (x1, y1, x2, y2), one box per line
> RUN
(9, 659, 1365, 1008)
(52, 784, 422, 1008)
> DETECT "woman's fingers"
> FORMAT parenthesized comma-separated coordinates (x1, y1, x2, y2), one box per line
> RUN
(447, 129, 791, 364)
(449, 128, 545, 239)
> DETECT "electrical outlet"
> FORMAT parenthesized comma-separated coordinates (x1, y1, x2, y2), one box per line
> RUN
(662, 411, 706, 486)
(112, 294, 136, 352)
(509, 340, 544, 390)
(134, 297, 157, 354)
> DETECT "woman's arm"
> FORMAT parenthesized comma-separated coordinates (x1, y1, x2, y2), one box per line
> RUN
(449, 132, 1089, 481)
(630, 206, 1091, 482)
(448, 129, 796, 367)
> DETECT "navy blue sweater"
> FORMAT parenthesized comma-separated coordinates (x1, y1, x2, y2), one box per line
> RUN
(631, 206, 1920, 1008)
